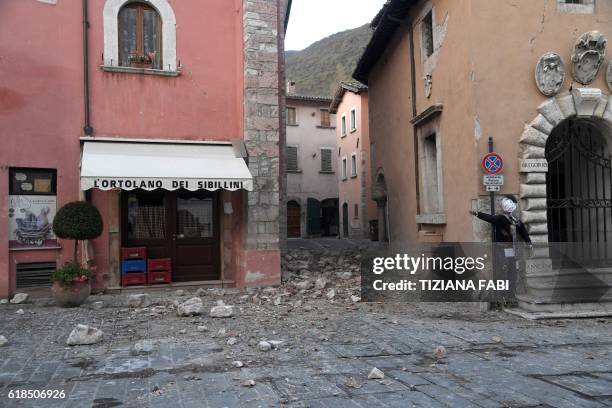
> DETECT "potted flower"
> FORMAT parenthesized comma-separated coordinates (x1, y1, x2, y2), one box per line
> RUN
(129, 52, 156, 69)
(51, 201, 103, 307)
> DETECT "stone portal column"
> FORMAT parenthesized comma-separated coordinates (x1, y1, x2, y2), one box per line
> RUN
(241, 0, 282, 287)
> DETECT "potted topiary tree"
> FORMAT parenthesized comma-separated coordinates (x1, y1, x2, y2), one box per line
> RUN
(51, 201, 103, 307)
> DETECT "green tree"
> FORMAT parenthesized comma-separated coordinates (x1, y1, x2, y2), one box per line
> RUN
(53, 201, 103, 263)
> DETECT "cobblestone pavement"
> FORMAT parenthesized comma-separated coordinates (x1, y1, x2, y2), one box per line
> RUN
(0, 291, 611, 408)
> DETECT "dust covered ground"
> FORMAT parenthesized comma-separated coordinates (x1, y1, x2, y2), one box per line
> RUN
(0, 240, 611, 407)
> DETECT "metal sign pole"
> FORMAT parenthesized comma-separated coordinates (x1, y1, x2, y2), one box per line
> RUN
(488, 136, 497, 292)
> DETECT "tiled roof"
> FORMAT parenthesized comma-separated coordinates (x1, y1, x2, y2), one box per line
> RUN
(286, 93, 333, 103)
(329, 81, 368, 113)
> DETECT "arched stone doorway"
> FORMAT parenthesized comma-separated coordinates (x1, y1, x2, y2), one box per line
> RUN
(519, 89, 612, 306)
(519, 89, 612, 245)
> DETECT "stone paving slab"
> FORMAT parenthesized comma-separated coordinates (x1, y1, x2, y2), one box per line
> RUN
(0, 291, 611, 407)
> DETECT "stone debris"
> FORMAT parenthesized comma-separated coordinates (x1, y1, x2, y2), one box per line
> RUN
(176, 298, 203, 317)
(258, 341, 272, 351)
(0, 299, 8, 304)
(345, 377, 362, 388)
(315, 278, 328, 290)
(339, 272, 352, 280)
(127, 294, 150, 308)
(350, 295, 361, 303)
(433, 345, 447, 360)
(368, 367, 385, 380)
(133, 340, 153, 354)
(232, 360, 244, 368)
(242, 379, 255, 387)
(295, 280, 313, 290)
(197, 325, 209, 332)
(210, 304, 234, 318)
(326, 289, 336, 300)
(92, 301, 104, 310)
(195, 288, 207, 297)
(15, 309, 24, 315)
(0, 335, 7, 347)
(10, 293, 29, 304)
(227, 337, 238, 345)
(175, 289, 186, 297)
(66, 324, 104, 346)
(491, 335, 502, 343)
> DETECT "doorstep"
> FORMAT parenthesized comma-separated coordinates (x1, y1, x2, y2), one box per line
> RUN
(106, 280, 237, 294)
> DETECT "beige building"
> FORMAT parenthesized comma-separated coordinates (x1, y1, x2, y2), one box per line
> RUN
(330, 82, 376, 239)
(285, 94, 339, 238)
(354, 0, 612, 311)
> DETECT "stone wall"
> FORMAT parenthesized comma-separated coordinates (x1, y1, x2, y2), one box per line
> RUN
(243, 0, 282, 251)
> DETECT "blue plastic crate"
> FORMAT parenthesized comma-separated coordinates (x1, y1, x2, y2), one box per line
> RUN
(121, 259, 147, 274)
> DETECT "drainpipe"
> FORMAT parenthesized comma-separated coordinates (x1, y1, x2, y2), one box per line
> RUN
(408, 22, 420, 217)
(82, 0, 93, 136)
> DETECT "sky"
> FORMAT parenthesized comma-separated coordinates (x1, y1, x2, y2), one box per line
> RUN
(285, 0, 387, 51)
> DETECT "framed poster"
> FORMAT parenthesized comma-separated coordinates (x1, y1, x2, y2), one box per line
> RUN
(8, 169, 57, 248)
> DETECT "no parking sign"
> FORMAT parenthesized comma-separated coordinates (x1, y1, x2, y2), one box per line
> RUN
(482, 153, 503, 175)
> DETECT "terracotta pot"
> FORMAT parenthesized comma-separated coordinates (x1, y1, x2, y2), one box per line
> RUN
(52, 282, 91, 307)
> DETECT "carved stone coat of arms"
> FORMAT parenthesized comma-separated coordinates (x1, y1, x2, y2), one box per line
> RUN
(571, 31, 607, 85)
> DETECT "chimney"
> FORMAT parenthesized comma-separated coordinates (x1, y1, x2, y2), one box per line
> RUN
(287, 80, 296, 94)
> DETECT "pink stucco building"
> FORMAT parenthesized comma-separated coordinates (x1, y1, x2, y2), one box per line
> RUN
(330, 82, 376, 239)
(0, 0, 290, 298)
(285, 93, 339, 238)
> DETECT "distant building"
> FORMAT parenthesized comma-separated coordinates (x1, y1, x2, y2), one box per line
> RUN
(330, 82, 376, 239)
(285, 93, 339, 238)
(354, 0, 612, 310)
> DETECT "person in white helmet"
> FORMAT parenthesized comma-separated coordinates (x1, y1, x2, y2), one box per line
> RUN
(470, 195, 532, 302)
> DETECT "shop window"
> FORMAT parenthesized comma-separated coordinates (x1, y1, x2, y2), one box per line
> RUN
(421, 10, 434, 58)
(320, 109, 331, 127)
(320, 148, 333, 173)
(126, 191, 166, 240)
(8, 168, 57, 248)
(178, 197, 213, 238)
(118, 3, 162, 69)
(287, 145, 299, 172)
(287, 107, 297, 126)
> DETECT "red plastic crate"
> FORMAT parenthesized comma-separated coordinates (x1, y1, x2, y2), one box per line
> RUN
(121, 247, 146, 261)
(121, 272, 147, 286)
(148, 258, 171, 272)
(148, 270, 172, 285)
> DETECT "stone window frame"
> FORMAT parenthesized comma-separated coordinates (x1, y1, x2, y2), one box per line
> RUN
(287, 106, 298, 126)
(349, 107, 357, 132)
(418, 2, 435, 64)
(556, 0, 595, 14)
(415, 111, 445, 225)
(102, 0, 177, 73)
